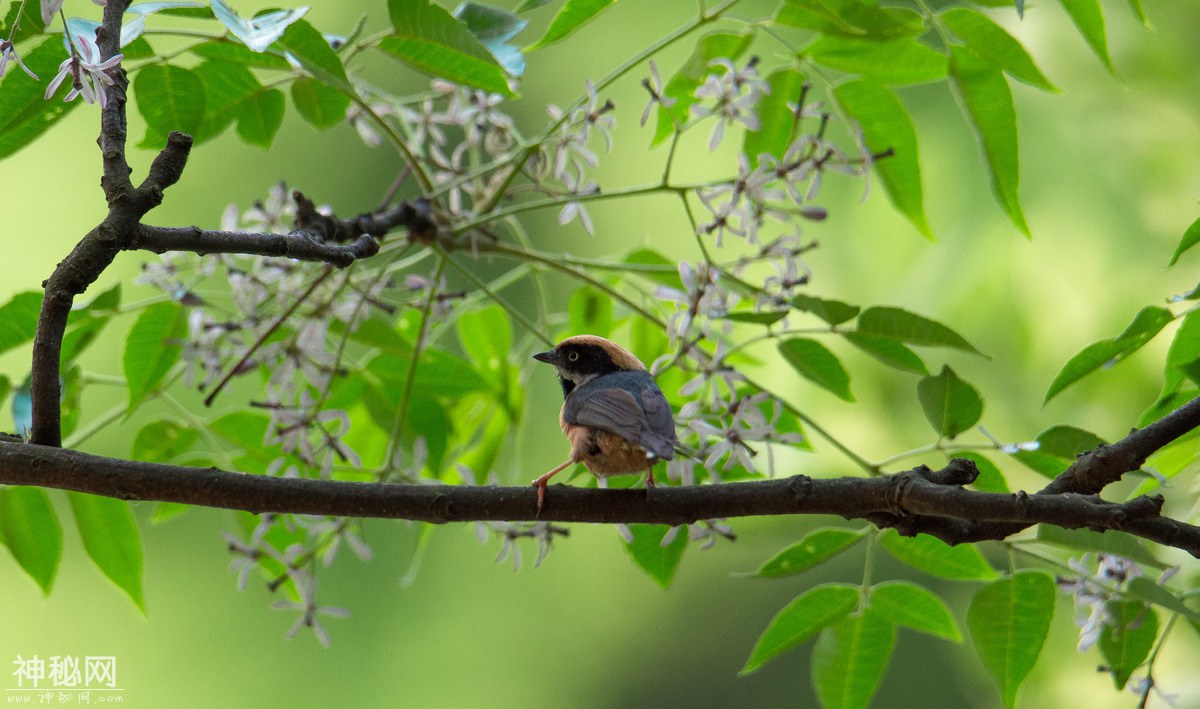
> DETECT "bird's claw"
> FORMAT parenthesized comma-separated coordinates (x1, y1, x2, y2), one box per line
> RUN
(533, 479, 547, 514)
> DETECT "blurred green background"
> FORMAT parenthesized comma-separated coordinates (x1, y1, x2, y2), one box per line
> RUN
(3, 1, 1200, 706)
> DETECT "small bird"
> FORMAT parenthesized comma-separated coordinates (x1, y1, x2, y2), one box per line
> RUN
(532, 335, 677, 510)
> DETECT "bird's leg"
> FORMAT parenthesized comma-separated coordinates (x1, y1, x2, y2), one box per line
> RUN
(644, 465, 656, 499)
(533, 459, 574, 512)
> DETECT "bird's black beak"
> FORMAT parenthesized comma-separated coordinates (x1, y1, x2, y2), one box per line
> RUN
(532, 350, 557, 365)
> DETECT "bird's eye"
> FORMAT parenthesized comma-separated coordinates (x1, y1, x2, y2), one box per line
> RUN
(567, 351, 579, 362)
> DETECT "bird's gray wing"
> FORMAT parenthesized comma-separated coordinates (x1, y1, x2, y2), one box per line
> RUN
(564, 374, 676, 460)
(637, 383, 677, 459)
(564, 386, 647, 445)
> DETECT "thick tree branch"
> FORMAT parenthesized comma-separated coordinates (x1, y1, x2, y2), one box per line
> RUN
(1043, 393, 1200, 496)
(2, 442, 1197, 557)
(966, 394, 1200, 543)
(133, 226, 380, 266)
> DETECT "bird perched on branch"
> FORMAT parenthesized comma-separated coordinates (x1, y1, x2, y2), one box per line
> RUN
(532, 335, 677, 511)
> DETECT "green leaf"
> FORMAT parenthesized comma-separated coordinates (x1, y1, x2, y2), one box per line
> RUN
(0, 291, 42, 356)
(1034, 525, 1164, 569)
(869, 581, 962, 641)
(1124, 577, 1200, 623)
(917, 365, 983, 438)
(123, 301, 187, 409)
(1100, 601, 1157, 690)
(193, 58, 262, 141)
(133, 63, 206, 138)
(747, 527, 865, 578)
(792, 294, 860, 327)
(456, 303, 513, 388)
(454, 2, 528, 76)
(741, 583, 859, 675)
(1044, 306, 1174, 403)
(1160, 310, 1200, 402)
(1037, 424, 1106, 458)
(622, 247, 684, 289)
(775, 0, 923, 40)
(58, 283, 119, 365)
(381, 0, 512, 96)
(969, 572, 1055, 709)
(1168, 216, 1200, 267)
(58, 366, 83, 439)
(1, 0, 45, 43)
(880, 529, 997, 580)
(0, 486, 62, 595)
(835, 79, 931, 239)
(744, 68, 806, 165)
(1058, 0, 1114, 73)
(0, 375, 10, 410)
(949, 46, 1028, 236)
(120, 36, 156, 60)
(811, 609, 896, 709)
(1010, 449, 1068, 478)
(235, 87, 286, 148)
(150, 502, 191, 524)
(856, 306, 983, 355)
(842, 332, 929, 375)
(1122, 0, 1146, 24)
(622, 524, 686, 589)
(940, 8, 1056, 92)
(190, 39, 292, 69)
(722, 310, 790, 326)
(1011, 424, 1107, 477)
(69, 493, 145, 612)
(652, 31, 753, 145)
(290, 77, 350, 130)
(211, 0, 307, 53)
(1139, 387, 1199, 428)
(60, 315, 109, 365)
(778, 338, 854, 402)
(209, 412, 272, 464)
(951, 451, 1009, 493)
(567, 287, 614, 337)
(515, 0, 556, 11)
(275, 18, 350, 89)
(809, 37, 946, 86)
(525, 0, 616, 51)
(131, 420, 201, 463)
(367, 350, 491, 399)
(0, 38, 78, 161)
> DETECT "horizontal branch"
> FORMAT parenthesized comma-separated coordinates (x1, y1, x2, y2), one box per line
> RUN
(2, 443, 1197, 557)
(969, 394, 1200, 542)
(133, 225, 379, 266)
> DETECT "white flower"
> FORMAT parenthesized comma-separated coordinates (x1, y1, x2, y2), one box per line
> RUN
(271, 575, 349, 648)
(0, 40, 37, 79)
(640, 59, 676, 127)
(44, 34, 122, 109)
(691, 58, 768, 151)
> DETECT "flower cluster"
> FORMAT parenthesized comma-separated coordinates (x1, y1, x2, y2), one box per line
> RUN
(225, 513, 368, 647)
(351, 80, 522, 221)
(1055, 553, 1176, 652)
(459, 465, 567, 569)
(138, 183, 386, 483)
